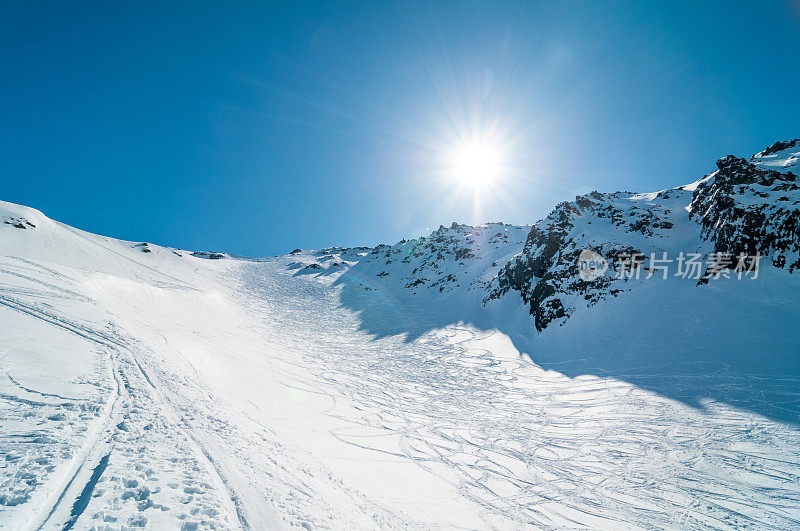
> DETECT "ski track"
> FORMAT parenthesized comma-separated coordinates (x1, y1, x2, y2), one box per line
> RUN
(232, 258, 800, 529)
(36, 348, 122, 531)
(1, 252, 799, 528)
(0, 258, 238, 529)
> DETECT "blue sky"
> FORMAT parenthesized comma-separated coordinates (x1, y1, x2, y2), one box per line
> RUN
(2, 1, 799, 256)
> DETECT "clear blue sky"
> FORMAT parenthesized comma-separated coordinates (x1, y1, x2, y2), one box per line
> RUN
(2, 1, 799, 256)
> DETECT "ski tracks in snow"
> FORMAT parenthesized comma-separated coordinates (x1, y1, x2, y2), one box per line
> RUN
(235, 258, 800, 529)
(0, 258, 239, 529)
(2, 251, 800, 529)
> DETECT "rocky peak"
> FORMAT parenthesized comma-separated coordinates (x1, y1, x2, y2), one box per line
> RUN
(342, 222, 529, 296)
(487, 188, 687, 331)
(750, 138, 800, 173)
(755, 138, 800, 158)
(489, 139, 799, 331)
(691, 149, 799, 271)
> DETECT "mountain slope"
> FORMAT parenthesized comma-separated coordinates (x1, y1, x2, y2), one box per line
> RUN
(1, 140, 799, 529)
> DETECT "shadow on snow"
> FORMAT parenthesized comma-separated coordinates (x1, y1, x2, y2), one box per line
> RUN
(334, 268, 800, 426)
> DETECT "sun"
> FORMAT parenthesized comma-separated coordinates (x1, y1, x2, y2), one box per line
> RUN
(450, 142, 504, 189)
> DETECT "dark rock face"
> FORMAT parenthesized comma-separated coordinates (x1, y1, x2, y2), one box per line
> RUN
(690, 155, 800, 272)
(489, 203, 575, 329)
(488, 192, 674, 332)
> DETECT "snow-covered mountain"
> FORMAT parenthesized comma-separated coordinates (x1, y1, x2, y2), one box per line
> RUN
(1, 140, 799, 529)
(331, 139, 800, 334)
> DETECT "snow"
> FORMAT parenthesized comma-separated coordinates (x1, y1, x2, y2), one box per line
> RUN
(752, 139, 800, 173)
(1, 139, 800, 531)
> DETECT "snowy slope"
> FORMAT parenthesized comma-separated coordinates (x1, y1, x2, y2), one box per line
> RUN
(1, 140, 799, 529)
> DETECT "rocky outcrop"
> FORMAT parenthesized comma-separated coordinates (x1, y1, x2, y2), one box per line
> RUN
(758, 138, 799, 157)
(191, 251, 226, 260)
(487, 189, 680, 331)
(2, 217, 36, 230)
(690, 154, 800, 272)
(344, 223, 529, 296)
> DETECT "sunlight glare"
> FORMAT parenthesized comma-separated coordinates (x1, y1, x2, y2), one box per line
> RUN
(451, 141, 504, 189)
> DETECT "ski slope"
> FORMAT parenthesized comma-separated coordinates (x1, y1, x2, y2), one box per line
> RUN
(2, 139, 800, 530)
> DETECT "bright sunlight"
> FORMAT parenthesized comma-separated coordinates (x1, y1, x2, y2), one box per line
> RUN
(450, 141, 505, 189)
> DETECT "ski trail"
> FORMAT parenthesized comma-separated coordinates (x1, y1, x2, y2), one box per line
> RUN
(230, 257, 800, 529)
(31, 349, 123, 531)
(125, 353, 246, 529)
(0, 261, 240, 529)
(62, 452, 111, 530)
(3, 373, 83, 402)
(56, 223, 199, 290)
(1, 282, 128, 529)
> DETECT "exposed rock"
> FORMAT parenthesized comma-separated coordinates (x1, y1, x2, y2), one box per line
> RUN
(3, 217, 35, 229)
(191, 251, 225, 260)
(690, 154, 800, 273)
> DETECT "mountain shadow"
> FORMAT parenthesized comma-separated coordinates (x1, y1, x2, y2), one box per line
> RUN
(335, 267, 800, 426)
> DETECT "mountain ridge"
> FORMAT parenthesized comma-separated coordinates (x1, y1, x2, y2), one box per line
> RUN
(4, 139, 797, 336)
(304, 139, 798, 332)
